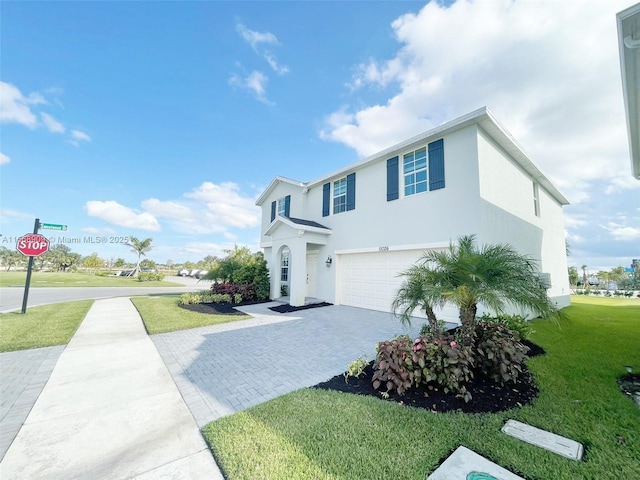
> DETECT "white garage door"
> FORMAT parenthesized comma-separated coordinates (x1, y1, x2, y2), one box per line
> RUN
(337, 249, 459, 323)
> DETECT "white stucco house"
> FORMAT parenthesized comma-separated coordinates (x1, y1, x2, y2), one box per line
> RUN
(256, 107, 571, 322)
(617, 3, 640, 180)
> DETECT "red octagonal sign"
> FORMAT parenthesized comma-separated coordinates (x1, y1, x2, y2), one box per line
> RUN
(16, 233, 50, 257)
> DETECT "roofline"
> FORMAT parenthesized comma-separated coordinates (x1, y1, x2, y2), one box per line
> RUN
(255, 176, 305, 206)
(256, 107, 570, 206)
(309, 107, 569, 205)
(264, 216, 333, 236)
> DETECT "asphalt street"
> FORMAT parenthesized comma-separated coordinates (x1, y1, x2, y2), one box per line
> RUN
(0, 276, 211, 313)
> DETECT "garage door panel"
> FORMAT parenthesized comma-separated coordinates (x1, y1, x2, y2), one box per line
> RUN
(338, 250, 458, 323)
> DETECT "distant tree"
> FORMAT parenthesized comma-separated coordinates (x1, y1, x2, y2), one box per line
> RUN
(183, 261, 196, 270)
(0, 247, 24, 271)
(45, 245, 82, 272)
(84, 252, 105, 272)
(166, 259, 174, 269)
(609, 266, 626, 284)
(126, 237, 153, 276)
(140, 259, 156, 269)
(581, 265, 588, 287)
(568, 266, 579, 287)
(113, 258, 127, 268)
(565, 241, 571, 257)
(197, 255, 218, 270)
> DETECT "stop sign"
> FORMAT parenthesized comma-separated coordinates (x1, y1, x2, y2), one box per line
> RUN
(16, 233, 50, 257)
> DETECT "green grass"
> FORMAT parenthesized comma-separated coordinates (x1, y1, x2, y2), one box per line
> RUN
(131, 295, 252, 334)
(0, 271, 183, 287)
(203, 296, 640, 480)
(0, 300, 94, 352)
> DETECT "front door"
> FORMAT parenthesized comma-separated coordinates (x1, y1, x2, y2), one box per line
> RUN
(306, 253, 318, 298)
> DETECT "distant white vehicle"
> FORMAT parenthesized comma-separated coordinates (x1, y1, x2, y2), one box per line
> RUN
(177, 269, 189, 276)
(195, 270, 208, 279)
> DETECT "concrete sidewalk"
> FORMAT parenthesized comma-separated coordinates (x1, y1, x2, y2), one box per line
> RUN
(0, 297, 223, 479)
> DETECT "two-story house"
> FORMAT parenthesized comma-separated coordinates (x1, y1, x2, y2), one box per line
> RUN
(256, 107, 571, 321)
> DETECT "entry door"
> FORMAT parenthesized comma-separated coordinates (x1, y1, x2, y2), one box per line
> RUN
(306, 253, 318, 298)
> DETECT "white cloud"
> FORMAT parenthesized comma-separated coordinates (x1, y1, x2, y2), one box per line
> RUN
(84, 201, 161, 232)
(320, 0, 631, 194)
(41, 112, 65, 133)
(0, 209, 34, 220)
(70, 129, 91, 144)
(601, 222, 640, 241)
(184, 181, 261, 229)
(0, 81, 45, 128)
(0, 152, 10, 166)
(230, 71, 273, 105)
(237, 23, 279, 49)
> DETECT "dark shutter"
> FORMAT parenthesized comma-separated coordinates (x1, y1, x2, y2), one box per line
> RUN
(322, 182, 330, 217)
(270, 201, 276, 222)
(346, 173, 356, 211)
(284, 195, 291, 217)
(428, 139, 445, 190)
(387, 156, 399, 201)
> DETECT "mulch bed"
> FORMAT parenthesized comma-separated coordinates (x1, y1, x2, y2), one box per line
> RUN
(269, 302, 333, 313)
(313, 339, 544, 414)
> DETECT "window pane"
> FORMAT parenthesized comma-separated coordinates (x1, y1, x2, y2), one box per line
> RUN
(405, 185, 415, 196)
(416, 182, 427, 193)
(416, 170, 427, 182)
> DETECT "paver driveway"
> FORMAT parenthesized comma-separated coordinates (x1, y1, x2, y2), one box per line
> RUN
(152, 302, 423, 427)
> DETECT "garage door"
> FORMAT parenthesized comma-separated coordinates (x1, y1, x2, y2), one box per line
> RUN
(337, 249, 458, 323)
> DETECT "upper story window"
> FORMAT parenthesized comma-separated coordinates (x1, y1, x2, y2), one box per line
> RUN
(533, 182, 540, 217)
(322, 173, 356, 217)
(270, 195, 290, 222)
(403, 147, 428, 196)
(387, 139, 444, 202)
(333, 178, 347, 214)
(278, 197, 287, 217)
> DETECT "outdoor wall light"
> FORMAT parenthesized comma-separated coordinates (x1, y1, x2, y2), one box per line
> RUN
(326, 256, 332, 267)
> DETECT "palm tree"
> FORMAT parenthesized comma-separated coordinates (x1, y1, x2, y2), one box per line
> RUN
(581, 265, 588, 287)
(393, 235, 558, 346)
(126, 237, 153, 276)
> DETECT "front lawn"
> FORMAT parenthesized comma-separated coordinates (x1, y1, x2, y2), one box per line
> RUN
(0, 271, 183, 287)
(203, 296, 640, 480)
(131, 295, 252, 334)
(0, 300, 94, 352)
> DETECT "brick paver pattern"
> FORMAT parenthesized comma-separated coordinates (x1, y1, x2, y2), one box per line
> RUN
(0, 346, 64, 461)
(152, 303, 421, 427)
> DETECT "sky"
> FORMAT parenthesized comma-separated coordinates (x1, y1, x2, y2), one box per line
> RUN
(1, 0, 638, 274)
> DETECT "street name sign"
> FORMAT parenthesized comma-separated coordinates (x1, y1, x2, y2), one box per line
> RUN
(40, 223, 67, 231)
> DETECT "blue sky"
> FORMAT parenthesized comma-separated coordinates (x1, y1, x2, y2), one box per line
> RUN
(1, 0, 638, 274)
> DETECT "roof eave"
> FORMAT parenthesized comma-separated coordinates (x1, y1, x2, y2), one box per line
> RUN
(617, 4, 640, 180)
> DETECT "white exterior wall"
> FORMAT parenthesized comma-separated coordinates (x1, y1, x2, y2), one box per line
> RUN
(476, 127, 570, 308)
(257, 110, 570, 312)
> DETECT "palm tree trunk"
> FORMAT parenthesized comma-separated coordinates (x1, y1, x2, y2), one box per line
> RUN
(459, 304, 477, 346)
(424, 305, 441, 337)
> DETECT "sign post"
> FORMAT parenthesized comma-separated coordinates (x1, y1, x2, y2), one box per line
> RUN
(17, 219, 50, 314)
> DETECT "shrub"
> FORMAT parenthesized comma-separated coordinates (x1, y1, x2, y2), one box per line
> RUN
(211, 294, 232, 304)
(179, 293, 202, 305)
(136, 272, 165, 282)
(471, 321, 529, 385)
(373, 334, 474, 401)
(94, 271, 110, 277)
(344, 356, 369, 382)
(211, 283, 257, 303)
(478, 313, 534, 340)
(419, 319, 447, 337)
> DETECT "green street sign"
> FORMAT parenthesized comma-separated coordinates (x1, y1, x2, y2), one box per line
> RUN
(40, 223, 67, 231)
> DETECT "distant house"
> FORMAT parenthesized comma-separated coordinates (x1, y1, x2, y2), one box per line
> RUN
(256, 107, 571, 322)
(617, 3, 640, 180)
